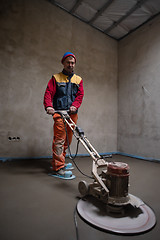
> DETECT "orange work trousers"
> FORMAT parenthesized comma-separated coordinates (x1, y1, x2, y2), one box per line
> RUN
(52, 113, 78, 171)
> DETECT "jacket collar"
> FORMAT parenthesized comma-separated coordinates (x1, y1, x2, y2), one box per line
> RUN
(62, 69, 74, 77)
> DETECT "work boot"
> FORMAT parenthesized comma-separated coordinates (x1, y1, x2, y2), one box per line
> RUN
(52, 168, 74, 179)
(50, 162, 74, 171)
(64, 162, 74, 170)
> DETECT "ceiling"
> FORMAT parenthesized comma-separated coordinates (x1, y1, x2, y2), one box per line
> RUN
(48, 0, 160, 40)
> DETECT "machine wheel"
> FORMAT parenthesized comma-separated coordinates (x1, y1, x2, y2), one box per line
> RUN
(78, 180, 89, 197)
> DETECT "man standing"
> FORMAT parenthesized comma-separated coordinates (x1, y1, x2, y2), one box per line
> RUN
(44, 52, 84, 179)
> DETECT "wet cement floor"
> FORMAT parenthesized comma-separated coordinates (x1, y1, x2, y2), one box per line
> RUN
(0, 155, 160, 240)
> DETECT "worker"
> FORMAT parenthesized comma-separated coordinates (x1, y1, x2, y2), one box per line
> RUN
(43, 52, 84, 179)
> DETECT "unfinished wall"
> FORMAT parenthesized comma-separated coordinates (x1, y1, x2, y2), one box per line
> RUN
(0, 0, 118, 159)
(118, 15, 160, 160)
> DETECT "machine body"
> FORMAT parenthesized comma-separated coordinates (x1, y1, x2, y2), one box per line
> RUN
(56, 110, 156, 234)
(58, 111, 133, 208)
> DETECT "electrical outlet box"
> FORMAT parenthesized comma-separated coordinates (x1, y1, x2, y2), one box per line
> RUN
(8, 136, 21, 142)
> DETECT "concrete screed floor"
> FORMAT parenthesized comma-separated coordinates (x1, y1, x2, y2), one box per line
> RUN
(0, 155, 160, 240)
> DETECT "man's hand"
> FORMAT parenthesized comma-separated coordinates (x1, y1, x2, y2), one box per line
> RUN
(46, 107, 55, 115)
(70, 106, 77, 113)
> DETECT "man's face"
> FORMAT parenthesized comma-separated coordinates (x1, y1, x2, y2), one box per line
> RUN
(63, 56, 76, 74)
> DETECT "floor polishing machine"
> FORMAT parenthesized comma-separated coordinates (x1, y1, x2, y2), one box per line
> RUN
(56, 110, 156, 235)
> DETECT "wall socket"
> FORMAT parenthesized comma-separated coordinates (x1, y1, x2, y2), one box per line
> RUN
(8, 136, 21, 142)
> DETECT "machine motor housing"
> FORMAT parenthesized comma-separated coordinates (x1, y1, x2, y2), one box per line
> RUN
(79, 162, 130, 206)
(103, 162, 130, 205)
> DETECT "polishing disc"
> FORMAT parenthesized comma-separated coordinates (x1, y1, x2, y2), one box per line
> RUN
(77, 195, 156, 235)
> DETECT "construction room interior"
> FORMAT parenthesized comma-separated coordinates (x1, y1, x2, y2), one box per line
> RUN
(0, 0, 160, 240)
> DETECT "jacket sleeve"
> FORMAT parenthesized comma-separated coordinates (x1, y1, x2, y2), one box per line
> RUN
(43, 76, 56, 110)
(71, 79, 84, 109)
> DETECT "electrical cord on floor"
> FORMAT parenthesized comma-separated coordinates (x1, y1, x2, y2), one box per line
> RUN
(64, 120, 94, 179)
(74, 205, 79, 240)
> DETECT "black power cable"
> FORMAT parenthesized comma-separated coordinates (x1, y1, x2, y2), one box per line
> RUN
(63, 117, 93, 240)
(74, 205, 79, 240)
(63, 118, 94, 179)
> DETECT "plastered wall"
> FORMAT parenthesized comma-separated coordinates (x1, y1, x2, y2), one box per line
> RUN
(0, 0, 118, 159)
(118, 15, 160, 159)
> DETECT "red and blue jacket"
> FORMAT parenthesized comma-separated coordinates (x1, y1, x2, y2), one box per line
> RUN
(43, 70, 84, 110)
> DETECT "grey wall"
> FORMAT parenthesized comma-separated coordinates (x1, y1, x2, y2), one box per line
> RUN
(1, 0, 159, 161)
(0, 0, 118, 159)
(118, 15, 160, 159)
